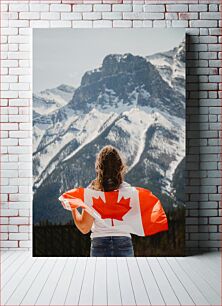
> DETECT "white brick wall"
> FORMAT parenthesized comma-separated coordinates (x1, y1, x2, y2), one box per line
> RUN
(1, 0, 221, 254)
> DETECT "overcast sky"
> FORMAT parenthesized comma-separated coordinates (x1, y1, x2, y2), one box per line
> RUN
(33, 28, 185, 93)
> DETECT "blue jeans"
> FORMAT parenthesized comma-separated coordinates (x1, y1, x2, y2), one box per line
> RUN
(90, 236, 134, 257)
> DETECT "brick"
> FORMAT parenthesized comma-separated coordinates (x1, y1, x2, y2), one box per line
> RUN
(102, 12, 122, 19)
(0, 221, 15, 231)
(9, 115, 29, 123)
(30, 20, 50, 28)
(8, 36, 31, 44)
(209, 4, 219, 11)
(190, 233, 209, 240)
(19, 123, 31, 130)
(61, 12, 82, 20)
(200, 202, 218, 209)
(166, 4, 188, 12)
(9, 20, 29, 28)
(94, 4, 111, 12)
(209, 60, 221, 67)
(9, 99, 29, 107)
(19, 226, 30, 232)
(113, 20, 132, 27)
(8, 52, 30, 60)
(210, 233, 221, 240)
(133, 5, 143, 12)
(8, 146, 31, 154)
(199, 36, 218, 44)
(9, 68, 31, 75)
(0, 241, 18, 248)
(200, 12, 221, 19)
(209, 28, 221, 35)
(29, 4, 49, 12)
(1, 138, 18, 146)
(41, 12, 60, 20)
(83, 12, 102, 20)
(1, 208, 18, 216)
(73, 4, 92, 12)
(199, 28, 209, 36)
(19, 28, 32, 35)
(1, 28, 18, 35)
(165, 13, 177, 20)
(19, 209, 30, 217)
(143, 5, 165, 12)
(9, 233, 29, 240)
(1, 123, 18, 131)
(9, 155, 19, 162)
(19, 241, 31, 248)
(153, 20, 169, 27)
(72, 20, 93, 28)
(1, 233, 9, 240)
(19, 12, 40, 20)
(1, 91, 18, 99)
(93, 20, 112, 28)
(50, 21, 71, 28)
(50, 4, 71, 12)
(209, 217, 222, 225)
(200, 209, 218, 217)
(112, 4, 132, 11)
(8, 44, 18, 52)
(0, 217, 9, 225)
(123, 12, 164, 19)
(190, 20, 218, 28)
(1, 169, 18, 178)
(189, 4, 207, 12)
(1, 131, 8, 139)
(179, 12, 198, 20)
(1, 4, 8, 11)
(9, 4, 29, 11)
(172, 20, 188, 27)
(133, 20, 143, 27)
(2, 59, 19, 68)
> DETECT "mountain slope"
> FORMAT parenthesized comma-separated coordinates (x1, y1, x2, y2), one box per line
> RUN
(146, 40, 185, 96)
(33, 84, 75, 115)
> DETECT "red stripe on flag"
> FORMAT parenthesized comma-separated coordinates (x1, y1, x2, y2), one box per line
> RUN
(136, 187, 169, 236)
(61, 187, 85, 207)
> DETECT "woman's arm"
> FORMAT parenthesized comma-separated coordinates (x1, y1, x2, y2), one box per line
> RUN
(71, 208, 94, 234)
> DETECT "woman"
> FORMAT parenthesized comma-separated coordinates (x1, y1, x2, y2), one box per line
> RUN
(71, 145, 134, 257)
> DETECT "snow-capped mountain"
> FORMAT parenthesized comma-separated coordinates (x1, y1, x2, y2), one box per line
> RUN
(146, 40, 185, 96)
(33, 84, 75, 115)
(33, 41, 186, 225)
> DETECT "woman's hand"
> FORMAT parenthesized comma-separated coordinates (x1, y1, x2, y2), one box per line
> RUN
(71, 207, 94, 234)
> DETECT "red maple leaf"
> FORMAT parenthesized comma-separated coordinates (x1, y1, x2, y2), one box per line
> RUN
(92, 191, 131, 226)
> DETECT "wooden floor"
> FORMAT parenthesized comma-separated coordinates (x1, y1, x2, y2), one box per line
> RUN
(1, 251, 221, 306)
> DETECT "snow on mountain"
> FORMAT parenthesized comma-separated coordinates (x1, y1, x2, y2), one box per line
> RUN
(109, 106, 185, 195)
(33, 84, 75, 115)
(33, 108, 118, 190)
(62, 109, 118, 162)
(146, 40, 185, 96)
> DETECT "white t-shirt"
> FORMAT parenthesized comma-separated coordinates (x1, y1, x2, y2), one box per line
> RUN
(87, 181, 132, 239)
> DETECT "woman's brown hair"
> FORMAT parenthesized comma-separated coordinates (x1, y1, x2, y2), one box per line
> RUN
(89, 145, 127, 192)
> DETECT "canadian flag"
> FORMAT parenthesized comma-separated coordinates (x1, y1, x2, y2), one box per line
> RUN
(58, 185, 168, 236)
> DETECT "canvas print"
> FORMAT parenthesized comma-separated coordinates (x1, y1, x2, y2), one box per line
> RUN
(32, 28, 186, 256)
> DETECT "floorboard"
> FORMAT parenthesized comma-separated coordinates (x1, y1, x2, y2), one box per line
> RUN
(166, 257, 211, 305)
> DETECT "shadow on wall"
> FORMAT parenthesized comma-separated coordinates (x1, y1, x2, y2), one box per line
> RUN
(185, 33, 201, 256)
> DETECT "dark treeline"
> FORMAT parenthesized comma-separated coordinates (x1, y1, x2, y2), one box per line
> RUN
(33, 206, 185, 257)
